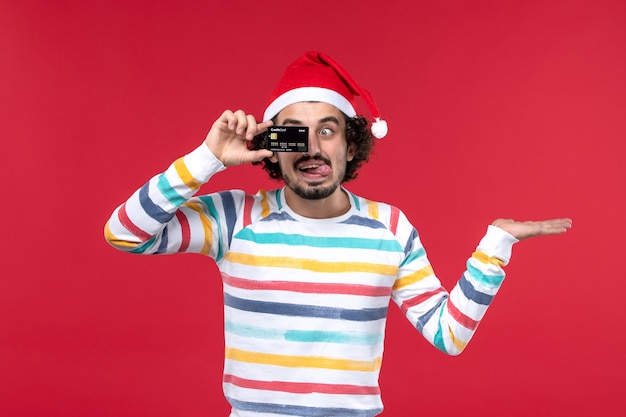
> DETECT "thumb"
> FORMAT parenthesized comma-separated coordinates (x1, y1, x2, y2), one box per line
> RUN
(241, 149, 274, 164)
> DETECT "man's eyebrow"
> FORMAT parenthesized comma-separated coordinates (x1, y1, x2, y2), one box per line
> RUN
(318, 116, 340, 125)
(281, 118, 303, 125)
(280, 116, 341, 126)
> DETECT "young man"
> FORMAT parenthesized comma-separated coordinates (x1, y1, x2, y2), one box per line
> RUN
(105, 52, 571, 417)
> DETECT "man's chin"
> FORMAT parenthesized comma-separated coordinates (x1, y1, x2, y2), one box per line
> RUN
(290, 183, 339, 200)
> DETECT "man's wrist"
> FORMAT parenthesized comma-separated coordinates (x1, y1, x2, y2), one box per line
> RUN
(477, 225, 520, 265)
(184, 143, 227, 183)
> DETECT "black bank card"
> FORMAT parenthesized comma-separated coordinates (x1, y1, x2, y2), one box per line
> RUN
(265, 126, 308, 152)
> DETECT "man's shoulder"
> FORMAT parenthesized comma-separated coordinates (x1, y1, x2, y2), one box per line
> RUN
(201, 188, 281, 200)
(347, 190, 402, 214)
(192, 188, 282, 211)
(345, 190, 408, 233)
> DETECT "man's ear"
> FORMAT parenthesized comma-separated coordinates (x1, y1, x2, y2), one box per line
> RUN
(346, 142, 357, 162)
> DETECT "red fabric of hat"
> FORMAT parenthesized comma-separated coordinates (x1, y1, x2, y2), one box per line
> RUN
(263, 52, 388, 139)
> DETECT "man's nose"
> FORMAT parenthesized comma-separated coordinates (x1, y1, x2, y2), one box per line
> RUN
(307, 129, 321, 156)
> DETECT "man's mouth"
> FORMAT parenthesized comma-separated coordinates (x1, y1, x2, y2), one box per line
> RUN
(298, 162, 332, 176)
(294, 156, 333, 177)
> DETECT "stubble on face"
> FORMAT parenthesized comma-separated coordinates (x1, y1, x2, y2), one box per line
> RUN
(280, 154, 346, 200)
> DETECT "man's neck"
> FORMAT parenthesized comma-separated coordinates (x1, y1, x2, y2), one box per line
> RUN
(284, 187, 351, 219)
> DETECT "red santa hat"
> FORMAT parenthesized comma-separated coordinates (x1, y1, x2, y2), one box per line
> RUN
(263, 51, 388, 139)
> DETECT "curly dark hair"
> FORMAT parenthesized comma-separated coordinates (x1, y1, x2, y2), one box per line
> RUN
(250, 114, 375, 183)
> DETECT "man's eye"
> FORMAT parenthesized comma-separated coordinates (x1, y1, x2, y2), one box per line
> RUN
(319, 127, 333, 136)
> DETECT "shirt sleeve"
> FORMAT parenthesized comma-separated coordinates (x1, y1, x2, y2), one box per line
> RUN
(103, 144, 237, 259)
(391, 213, 519, 355)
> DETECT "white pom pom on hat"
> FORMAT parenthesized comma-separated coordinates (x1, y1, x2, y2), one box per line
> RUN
(263, 51, 388, 139)
(371, 118, 388, 139)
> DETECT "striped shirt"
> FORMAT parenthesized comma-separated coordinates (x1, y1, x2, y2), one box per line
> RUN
(105, 144, 518, 417)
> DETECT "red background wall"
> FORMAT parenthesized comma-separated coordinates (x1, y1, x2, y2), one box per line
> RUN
(1, 0, 624, 416)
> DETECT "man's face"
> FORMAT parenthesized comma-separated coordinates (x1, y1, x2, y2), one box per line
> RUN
(271, 102, 356, 200)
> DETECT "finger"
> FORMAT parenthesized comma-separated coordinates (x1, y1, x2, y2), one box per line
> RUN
(218, 110, 236, 130)
(545, 218, 572, 228)
(244, 118, 275, 140)
(248, 119, 275, 139)
(242, 149, 274, 164)
(257, 119, 274, 132)
(245, 114, 259, 139)
(558, 218, 573, 228)
(233, 110, 248, 135)
(539, 219, 572, 235)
